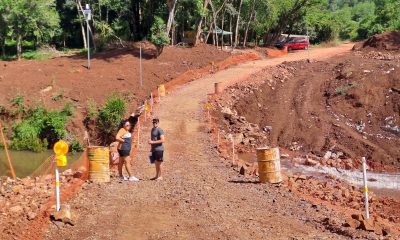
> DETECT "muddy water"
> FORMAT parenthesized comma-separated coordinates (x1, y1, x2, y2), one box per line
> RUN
(0, 149, 81, 178)
(238, 152, 400, 199)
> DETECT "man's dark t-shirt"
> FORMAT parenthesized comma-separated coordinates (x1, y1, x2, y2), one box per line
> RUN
(151, 127, 164, 152)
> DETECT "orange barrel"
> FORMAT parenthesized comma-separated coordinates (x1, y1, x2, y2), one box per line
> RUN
(158, 84, 166, 97)
(88, 146, 110, 183)
(214, 82, 223, 94)
(257, 147, 281, 183)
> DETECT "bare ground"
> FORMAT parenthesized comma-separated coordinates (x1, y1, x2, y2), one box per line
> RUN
(42, 45, 359, 239)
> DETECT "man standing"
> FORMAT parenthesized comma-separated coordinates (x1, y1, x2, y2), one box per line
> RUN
(149, 117, 165, 180)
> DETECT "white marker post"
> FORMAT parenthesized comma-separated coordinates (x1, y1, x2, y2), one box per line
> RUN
(83, 4, 92, 69)
(362, 157, 370, 219)
(55, 166, 60, 211)
(140, 43, 143, 87)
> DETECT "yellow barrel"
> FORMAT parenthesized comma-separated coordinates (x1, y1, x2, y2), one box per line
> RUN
(87, 146, 110, 183)
(158, 84, 166, 97)
(214, 82, 223, 94)
(257, 147, 282, 183)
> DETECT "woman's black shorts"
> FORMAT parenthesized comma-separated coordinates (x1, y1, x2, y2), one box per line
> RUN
(152, 151, 164, 162)
(118, 149, 130, 157)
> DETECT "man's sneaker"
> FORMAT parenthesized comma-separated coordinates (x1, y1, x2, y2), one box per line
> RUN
(128, 176, 140, 182)
(119, 176, 128, 181)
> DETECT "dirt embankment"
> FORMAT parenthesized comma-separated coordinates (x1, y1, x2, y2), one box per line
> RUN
(215, 44, 400, 168)
(211, 32, 400, 237)
(0, 44, 232, 142)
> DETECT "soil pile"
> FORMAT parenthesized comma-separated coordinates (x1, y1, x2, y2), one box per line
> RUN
(215, 52, 400, 167)
(0, 170, 84, 240)
(355, 31, 400, 51)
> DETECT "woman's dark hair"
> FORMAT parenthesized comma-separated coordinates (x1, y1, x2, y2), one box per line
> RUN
(118, 119, 130, 129)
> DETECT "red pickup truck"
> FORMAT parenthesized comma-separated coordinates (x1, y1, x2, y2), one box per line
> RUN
(275, 35, 310, 51)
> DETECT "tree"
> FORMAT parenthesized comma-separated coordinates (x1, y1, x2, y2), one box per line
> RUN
(234, 0, 243, 48)
(150, 16, 170, 56)
(0, 0, 7, 56)
(5, 0, 60, 59)
(166, 0, 178, 39)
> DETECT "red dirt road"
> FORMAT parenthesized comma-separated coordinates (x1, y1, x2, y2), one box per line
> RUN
(44, 45, 356, 239)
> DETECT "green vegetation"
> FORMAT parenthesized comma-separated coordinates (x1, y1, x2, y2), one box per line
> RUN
(0, 0, 398, 58)
(10, 103, 73, 152)
(85, 98, 98, 121)
(98, 94, 126, 143)
(69, 138, 84, 152)
(334, 83, 357, 96)
(150, 16, 170, 55)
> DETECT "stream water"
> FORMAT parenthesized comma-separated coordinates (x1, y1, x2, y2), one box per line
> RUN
(238, 152, 400, 199)
(0, 149, 81, 178)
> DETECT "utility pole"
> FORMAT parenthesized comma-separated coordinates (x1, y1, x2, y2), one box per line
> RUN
(83, 4, 92, 69)
(140, 42, 143, 87)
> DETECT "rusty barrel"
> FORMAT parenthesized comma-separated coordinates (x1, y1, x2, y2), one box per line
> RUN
(158, 84, 166, 97)
(88, 146, 110, 183)
(214, 82, 223, 94)
(257, 147, 282, 183)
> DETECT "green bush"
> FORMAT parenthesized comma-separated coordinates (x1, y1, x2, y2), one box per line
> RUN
(86, 98, 98, 121)
(69, 139, 84, 152)
(149, 16, 170, 56)
(98, 94, 126, 143)
(10, 105, 70, 152)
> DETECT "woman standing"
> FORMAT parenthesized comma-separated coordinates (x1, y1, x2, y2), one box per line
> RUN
(116, 119, 139, 182)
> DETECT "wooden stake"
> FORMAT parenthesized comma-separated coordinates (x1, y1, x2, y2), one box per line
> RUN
(0, 122, 16, 179)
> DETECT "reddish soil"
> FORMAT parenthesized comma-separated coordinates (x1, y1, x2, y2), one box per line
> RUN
(354, 31, 400, 51)
(222, 52, 400, 167)
(0, 43, 232, 141)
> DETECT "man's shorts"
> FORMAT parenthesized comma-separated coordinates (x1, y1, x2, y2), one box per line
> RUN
(152, 151, 164, 162)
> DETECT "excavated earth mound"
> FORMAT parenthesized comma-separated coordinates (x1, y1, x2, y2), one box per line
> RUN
(216, 52, 400, 167)
(354, 31, 400, 51)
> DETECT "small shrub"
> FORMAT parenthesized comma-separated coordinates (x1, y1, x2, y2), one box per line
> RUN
(98, 93, 126, 143)
(69, 139, 84, 152)
(10, 105, 71, 152)
(86, 98, 98, 121)
(52, 89, 64, 101)
(10, 95, 24, 107)
(334, 83, 357, 96)
(61, 101, 74, 117)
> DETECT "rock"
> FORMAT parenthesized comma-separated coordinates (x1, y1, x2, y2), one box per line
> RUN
(62, 169, 73, 176)
(233, 133, 244, 145)
(323, 151, 332, 160)
(221, 107, 234, 116)
(73, 171, 83, 179)
(51, 205, 75, 226)
(351, 213, 364, 221)
(12, 185, 23, 194)
(343, 218, 361, 228)
(27, 212, 37, 220)
(305, 158, 319, 166)
(382, 227, 391, 236)
(296, 175, 307, 181)
(373, 224, 383, 235)
(9, 205, 23, 215)
(239, 166, 246, 175)
(359, 219, 374, 232)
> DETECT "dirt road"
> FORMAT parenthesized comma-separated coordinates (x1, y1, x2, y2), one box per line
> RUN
(46, 45, 354, 239)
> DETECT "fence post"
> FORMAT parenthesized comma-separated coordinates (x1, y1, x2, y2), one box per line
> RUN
(362, 157, 369, 219)
(0, 122, 15, 179)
